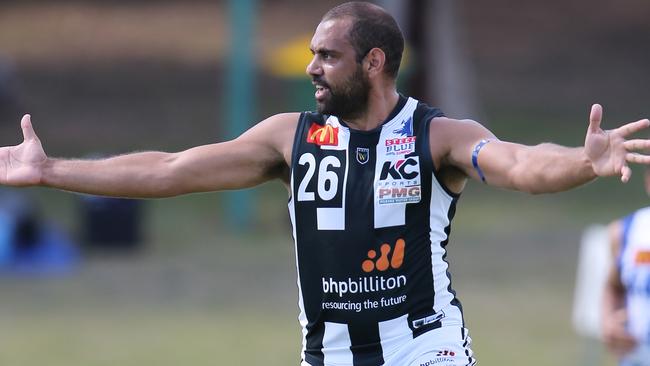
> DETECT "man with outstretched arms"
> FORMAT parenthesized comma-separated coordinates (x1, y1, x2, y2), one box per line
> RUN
(603, 167, 650, 366)
(2, 2, 650, 366)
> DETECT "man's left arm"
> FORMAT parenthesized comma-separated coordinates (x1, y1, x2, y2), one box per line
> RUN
(437, 104, 650, 194)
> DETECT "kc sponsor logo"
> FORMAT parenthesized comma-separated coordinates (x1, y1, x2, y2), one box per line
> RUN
(380, 157, 419, 180)
(362, 239, 405, 272)
(635, 250, 650, 265)
(307, 123, 339, 146)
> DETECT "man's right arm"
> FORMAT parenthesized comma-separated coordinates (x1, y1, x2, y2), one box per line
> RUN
(0, 113, 298, 198)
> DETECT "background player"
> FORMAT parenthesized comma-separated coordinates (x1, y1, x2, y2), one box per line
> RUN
(603, 166, 650, 366)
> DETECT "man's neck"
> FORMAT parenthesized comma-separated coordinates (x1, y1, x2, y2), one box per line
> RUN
(344, 89, 400, 131)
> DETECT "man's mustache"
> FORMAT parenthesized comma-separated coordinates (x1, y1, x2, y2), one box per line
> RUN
(312, 77, 330, 89)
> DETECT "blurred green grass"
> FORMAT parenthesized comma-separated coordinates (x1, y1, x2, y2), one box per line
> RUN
(1, 170, 639, 365)
(3, 109, 645, 365)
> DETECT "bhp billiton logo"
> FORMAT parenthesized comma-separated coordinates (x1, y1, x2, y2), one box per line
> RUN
(362, 239, 405, 272)
(307, 123, 339, 146)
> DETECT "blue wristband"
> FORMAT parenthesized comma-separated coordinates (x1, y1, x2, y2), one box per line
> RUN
(471, 139, 491, 183)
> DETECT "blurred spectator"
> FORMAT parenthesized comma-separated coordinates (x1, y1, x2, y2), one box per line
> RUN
(79, 194, 144, 251)
(602, 167, 650, 365)
(0, 189, 78, 275)
(77, 154, 144, 252)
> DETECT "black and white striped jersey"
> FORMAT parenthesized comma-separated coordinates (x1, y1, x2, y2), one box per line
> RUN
(288, 96, 464, 366)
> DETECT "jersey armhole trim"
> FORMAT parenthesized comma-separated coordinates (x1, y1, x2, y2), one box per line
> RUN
(288, 112, 309, 202)
(424, 115, 461, 199)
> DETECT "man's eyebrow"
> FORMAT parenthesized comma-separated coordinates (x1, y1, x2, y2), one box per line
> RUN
(310, 47, 337, 55)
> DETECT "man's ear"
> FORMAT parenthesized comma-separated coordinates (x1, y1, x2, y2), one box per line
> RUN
(364, 48, 386, 78)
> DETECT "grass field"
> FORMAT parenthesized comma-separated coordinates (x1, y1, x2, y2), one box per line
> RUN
(0, 181, 630, 366)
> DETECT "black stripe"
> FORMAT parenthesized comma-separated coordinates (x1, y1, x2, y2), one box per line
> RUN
(304, 322, 325, 366)
(348, 323, 384, 366)
(405, 102, 452, 339)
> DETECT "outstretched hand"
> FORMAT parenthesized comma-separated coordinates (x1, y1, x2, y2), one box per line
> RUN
(0, 114, 47, 186)
(584, 104, 650, 183)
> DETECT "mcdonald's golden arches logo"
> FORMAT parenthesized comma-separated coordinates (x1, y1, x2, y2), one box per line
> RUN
(307, 123, 339, 146)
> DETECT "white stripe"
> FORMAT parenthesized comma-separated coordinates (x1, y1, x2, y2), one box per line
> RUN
(316, 207, 345, 230)
(429, 174, 463, 326)
(322, 322, 353, 365)
(373, 98, 419, 229)
(378, 314, 411, 359)
(288, 172, 308, 360)
(316, 117, 349, 231)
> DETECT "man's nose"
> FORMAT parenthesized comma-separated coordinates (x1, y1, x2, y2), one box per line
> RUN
(306, 56, 322, 77)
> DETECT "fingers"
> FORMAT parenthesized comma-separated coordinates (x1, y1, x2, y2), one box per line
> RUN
(626, 153, 650, 165)
(588, 104, 603, 132)
(621, 165, 632, 183)
(624, 139, 650, 151)
(20, 114, 38, 141)
(615, 118, 650, 138)
(621, 138, 650, 183)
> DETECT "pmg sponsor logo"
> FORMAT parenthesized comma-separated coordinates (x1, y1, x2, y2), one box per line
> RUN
(376, 186, 421, 204)
(385, 136, 416, 156)
(307, 123, 339, 146)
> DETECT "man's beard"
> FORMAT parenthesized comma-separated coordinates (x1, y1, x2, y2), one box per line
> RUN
(314, 66, 370, 120)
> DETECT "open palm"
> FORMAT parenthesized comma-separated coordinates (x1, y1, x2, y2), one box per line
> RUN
(0, 115, 47, 186)
(584, 104, 650, 183)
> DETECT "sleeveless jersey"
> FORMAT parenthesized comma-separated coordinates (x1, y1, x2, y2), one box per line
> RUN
(619, 206, 650, 343)
(288, 96, 465, 366)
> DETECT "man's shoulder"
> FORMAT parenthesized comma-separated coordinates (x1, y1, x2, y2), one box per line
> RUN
(411, 98, 445, 121)
(298, 110, 328, 126)
(248, 112, 301, 147)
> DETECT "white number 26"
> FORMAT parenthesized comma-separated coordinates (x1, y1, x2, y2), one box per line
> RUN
(297, 153, 341, 202)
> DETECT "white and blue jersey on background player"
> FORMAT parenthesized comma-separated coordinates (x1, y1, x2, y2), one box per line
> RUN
(619, 207, 650, 366)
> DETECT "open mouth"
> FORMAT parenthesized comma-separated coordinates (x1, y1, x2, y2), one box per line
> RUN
(314, 83, 330, 101)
